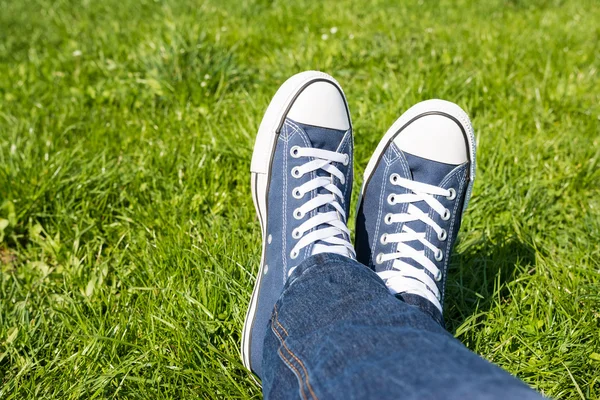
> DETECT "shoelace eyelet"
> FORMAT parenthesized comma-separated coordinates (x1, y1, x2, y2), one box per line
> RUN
(342, 154, 349, 166)
(290, 249, 299, 259)
(434, 249, 443, 261)
(292, 229, 302, 239)
(376, 253, 384, 264)
(441, 208, 451, 221)
(380, 234, 388, 245)
(390, 173, 400, 184)
(446, 188, 456, 200)
(290, 146, 301, 158)
(387, 194, 396, 205)
(293, 209, 304, 220)
(384, 213, 393, 225)
(292, 188, 303, 199)
(434, 270, 442, 282)
(291, 167, 302, 178)
(263, 264, 269, 275)
(438, 229, 447, 241)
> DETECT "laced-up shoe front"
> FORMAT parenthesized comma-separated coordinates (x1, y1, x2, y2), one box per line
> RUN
(242, 71, 354, 378)
(356, 99, 476, 322)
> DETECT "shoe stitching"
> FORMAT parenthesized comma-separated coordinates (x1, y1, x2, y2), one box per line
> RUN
(420, 165, 468, 301)
(431, 164, 468, 299)
(428, 163, 467, 265)
(282, 130, 289, 281)
(441, 168, 467, 300)
(283, 119, 302, 142)
(387, 141, 401, 165)
(337, 131, 351, 205)
(438, 162, 468, 188)
(280, 121, 289, 141)
(337, 132, 352, 244)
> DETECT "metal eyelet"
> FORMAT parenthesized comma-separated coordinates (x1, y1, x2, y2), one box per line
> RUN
(434, 270, 442, 282)
(290, 146, 301, 158)
(446, 188, 456, 200)
(290, 249, 299, 259)
(342, 154, 349, 166)
(339, 175, 345, 185)
(263, 264, 269, 275)
(292, 188, 303, 199)
(434, 249, 443, 261)
(267, 234, 272, 244)
(292, 229, 302, 239)
(291, 167, 302, 178)
(376, 253, 384, 264)
(389, 173, 400, 184)
(293, 209, 304, 220)
(442, 208, 451, 221)
(438, 229, 447, 241)
(380, 234, 388, 245)
(384, 213, 393, 225)
(387, 194, 396, 205)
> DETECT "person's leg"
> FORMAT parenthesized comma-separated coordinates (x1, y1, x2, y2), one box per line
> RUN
(261, 253, 544, 400)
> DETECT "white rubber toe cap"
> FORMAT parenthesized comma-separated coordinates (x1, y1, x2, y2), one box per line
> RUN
(393, 114, 468, 164)
(287, 81, 350, 131)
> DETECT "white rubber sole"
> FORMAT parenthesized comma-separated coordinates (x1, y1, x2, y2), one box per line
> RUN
(358, 99, 477, 215)
(242, 71, 350, 374)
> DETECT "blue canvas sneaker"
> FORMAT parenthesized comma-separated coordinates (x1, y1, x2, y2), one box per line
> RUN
(355, 100, 476, 323)
(242, 71, 355, 378)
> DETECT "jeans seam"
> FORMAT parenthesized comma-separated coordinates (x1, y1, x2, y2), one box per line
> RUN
(273, 306, 318, 400)
(271, 312, 309, 400)
(276, 348, 309, 400)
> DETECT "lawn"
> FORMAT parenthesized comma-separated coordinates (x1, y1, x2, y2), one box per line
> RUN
(1, 0, 599, 398)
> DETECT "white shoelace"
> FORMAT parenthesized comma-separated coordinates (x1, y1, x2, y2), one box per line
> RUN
(288, 145, 355, 266)
(376, 173, 456, 312)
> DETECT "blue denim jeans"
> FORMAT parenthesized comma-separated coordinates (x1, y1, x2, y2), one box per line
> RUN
(261, 253, 544, 400)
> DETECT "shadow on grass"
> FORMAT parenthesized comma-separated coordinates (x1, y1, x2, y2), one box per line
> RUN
(444, 232, 537, 334)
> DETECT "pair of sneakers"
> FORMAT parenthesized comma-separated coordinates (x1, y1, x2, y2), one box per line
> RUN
(241, 71, 476, 377)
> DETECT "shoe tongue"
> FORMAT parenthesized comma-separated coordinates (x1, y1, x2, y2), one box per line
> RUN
(403, 152, 457, 186)
(296, 121, 346, 192)
(295, 121, 346, 152)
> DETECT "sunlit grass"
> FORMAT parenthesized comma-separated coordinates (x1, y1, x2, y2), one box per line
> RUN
(1, 0, 599, 398)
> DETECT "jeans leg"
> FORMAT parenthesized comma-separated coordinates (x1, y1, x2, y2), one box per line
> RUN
(261, 253, 545, 400)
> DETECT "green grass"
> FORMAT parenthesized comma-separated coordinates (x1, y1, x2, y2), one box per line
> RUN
(1, 0, 599, 398)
